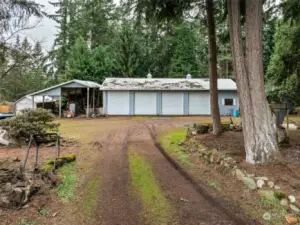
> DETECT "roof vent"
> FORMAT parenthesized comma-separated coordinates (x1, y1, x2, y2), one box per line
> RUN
(147, 73, 152, 79)
(186, 74, 192, 79)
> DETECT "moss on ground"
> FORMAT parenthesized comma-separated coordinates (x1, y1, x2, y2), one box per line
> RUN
(41, 154, 76, 172)
(82, 177, 100, 217)
(128, 150, 178, 225)
(159, 128, 195, 167)
(56, 162, 78, 202)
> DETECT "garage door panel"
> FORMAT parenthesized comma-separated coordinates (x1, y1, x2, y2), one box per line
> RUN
(189, 92, 210, 115)
(162, 92, 184, 115)
(107, 91, 129, 115)
(135, 92, 157, 115)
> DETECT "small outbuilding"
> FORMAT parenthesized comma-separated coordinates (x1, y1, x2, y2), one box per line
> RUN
(100, 75, 239, 116)
(20, 80, 102, 118)
(15, 96, 55, 114)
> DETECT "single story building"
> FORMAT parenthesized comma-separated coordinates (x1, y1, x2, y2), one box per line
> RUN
(16, 80, 102, 118)
(100, 75, 239, 116)
(15, 96, 55, 114)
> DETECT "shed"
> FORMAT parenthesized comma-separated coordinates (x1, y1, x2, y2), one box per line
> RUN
(29, 80, 102, 118)
(100, 75, 239, 116)
(15, 96, 54, 114)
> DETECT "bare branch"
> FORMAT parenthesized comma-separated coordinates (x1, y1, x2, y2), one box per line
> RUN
(2, 18, 43, 44)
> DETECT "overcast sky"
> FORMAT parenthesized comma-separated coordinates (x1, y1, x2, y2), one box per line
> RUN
(21, 0, 57, 51)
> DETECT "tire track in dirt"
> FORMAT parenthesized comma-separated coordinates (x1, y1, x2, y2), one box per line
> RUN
(129, 122, 257, 225)
(97, 126, 141, 225)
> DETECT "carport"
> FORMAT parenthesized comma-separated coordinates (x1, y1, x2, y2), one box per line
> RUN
(30, 80, 102, 118)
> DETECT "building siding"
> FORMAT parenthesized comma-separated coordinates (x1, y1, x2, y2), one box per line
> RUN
(104, 90, 238, 116)
(129, 91, 134, 115)
(218, 91, 239, 116)
(156, 92, 162, 115)
(183, 92, 189, 115)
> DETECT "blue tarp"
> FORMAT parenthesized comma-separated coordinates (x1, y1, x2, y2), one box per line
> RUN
(0, 113, 14, 120)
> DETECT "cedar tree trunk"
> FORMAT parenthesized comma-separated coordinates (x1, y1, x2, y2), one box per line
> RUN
(227, 0, 279, 164)
(206, 0, 221, 135)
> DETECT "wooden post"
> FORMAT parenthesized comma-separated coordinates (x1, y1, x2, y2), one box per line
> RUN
(59, 95, 62, 118)
(93, 88, 95, 114)
(23, 135, 33, 171)
(286, 110, 290, 137)
(87, 87, 90, 117)
(32, 96, 35, 110)
(55, 133, 61, 157)
(34, 138, 39, 169)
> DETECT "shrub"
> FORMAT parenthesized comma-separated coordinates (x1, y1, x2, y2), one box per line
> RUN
(295, 107, 300, 116)
(0, 108, 59, 143)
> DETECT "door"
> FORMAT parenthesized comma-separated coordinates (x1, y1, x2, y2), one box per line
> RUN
(162, 92, 184, 115)
(189, 92, 210, 115)
(134, 92, 157, 115)
(107, 91, 130, 115)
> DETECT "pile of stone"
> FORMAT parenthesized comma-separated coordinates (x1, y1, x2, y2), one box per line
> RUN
(234, 168, 300, 215)
(0, 159, 58, 209)
(198, 147, 237, 169)
(187, 123, 242, 136)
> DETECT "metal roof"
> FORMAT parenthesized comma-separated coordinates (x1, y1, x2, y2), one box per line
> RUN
(15, 95, 55, 104)
(100, 78, 237, 91)
(30, 79, 101, 96)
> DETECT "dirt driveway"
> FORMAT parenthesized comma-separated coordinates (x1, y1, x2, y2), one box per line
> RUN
(86, 117, 253, 225)
(0, 116, 253, 225)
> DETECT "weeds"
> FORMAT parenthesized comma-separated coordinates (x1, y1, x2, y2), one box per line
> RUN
(38, 209, 52, 216)
(82, 178, 100, 217)
(128, 150, 178, 225)
(159, 128, 195, 167)
(56, 162, 78, 202)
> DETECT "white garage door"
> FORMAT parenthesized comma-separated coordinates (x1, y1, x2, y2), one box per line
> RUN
(107, 91, 130, 115)
(189, 92, 210, 115)
(134, 92, 157, 115)
(162, 92, 184, 115)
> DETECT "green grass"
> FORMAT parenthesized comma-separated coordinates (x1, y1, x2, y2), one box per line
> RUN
(56, 162, 78, 202)
(159, 127, 195, 167)
(38, 208, 52, 216)
(82, 177, 100, 217)
(128, 151, 178, 225)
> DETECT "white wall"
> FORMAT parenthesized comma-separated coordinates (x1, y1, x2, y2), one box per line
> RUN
(15, 98, 36, 114)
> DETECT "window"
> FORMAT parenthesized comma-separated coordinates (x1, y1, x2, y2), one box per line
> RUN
(224, 98, 234, 106)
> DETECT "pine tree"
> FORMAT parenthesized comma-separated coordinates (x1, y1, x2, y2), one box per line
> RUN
(66, 36, 91, 80)
(114, 23, 141, 77)
(169, 23, 200, 77)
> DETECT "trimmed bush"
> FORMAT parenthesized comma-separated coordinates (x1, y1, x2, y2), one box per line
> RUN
(0, 108, 59, 143)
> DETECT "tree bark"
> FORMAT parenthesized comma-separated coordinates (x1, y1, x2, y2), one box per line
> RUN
(206, 0, 221, 135)
(227, 0, 279, 164)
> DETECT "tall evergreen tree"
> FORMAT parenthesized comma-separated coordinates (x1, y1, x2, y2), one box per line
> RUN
(169, 23, 200, 77)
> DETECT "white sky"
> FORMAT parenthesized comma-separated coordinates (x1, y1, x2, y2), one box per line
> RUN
(21, 0, 57, 51)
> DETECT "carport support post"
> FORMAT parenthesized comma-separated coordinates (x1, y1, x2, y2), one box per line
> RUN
(32, 96, 35, 110)
(93, 88, 95, 114)
(59, 95, 62, 118)
(42, 96, 45, 109)
(86, 87, 90, 117)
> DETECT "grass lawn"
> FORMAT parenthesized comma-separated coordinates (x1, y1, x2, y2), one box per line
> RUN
(159, 127, 195, 167)
(56, 162, 79, 202)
